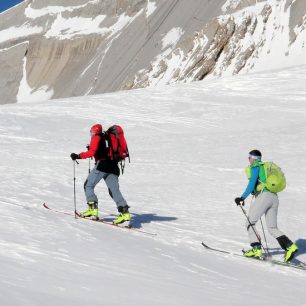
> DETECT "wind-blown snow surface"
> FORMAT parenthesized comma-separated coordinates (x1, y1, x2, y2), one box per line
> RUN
(1, 66, 306, 305)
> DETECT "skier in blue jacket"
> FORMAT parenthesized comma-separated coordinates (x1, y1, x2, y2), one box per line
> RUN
(235, 149, 298, 262)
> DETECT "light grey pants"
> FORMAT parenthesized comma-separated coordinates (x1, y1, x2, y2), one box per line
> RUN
(84, 165, 127, 209)
(247, 192, 284, 244)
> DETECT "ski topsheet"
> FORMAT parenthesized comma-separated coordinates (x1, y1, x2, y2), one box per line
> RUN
(43, 203, 156, 236)
(43, 203, 76, 216)
(201, 242, 306, 271)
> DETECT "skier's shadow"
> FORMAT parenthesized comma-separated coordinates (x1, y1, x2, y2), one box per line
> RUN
(103, 213, 177, 229)
(295, 238, 306, 256)
(290, 238, 306, 265)
(267, 238, 306, 265)
(130, 213, 177, 229)
(266, 248, 283, 256)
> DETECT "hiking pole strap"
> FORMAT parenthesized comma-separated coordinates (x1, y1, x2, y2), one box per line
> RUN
(121, 160, 125, 174)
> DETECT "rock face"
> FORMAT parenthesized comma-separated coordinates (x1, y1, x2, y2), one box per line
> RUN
(0, 0, 305, 104)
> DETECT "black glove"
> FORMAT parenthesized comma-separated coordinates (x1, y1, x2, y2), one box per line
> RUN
(235, 197, 245, 206)
(70, 153, 80, 161)
(86, 145, 90, 150)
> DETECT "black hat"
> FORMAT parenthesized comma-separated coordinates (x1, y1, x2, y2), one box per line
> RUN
(249, 149, 262, 157)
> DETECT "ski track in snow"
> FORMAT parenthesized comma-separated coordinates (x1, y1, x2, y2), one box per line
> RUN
(1, 66, 306, 305)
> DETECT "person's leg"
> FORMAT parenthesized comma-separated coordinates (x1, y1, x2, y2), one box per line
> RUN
(104, 174, 130, 224)
(244, 193, 273, 258)
(84, 167, 105, 203)
(82, 167, 104, 218)
(265, 193, 298, 262)
(104, 174, 128, 209)
(265, 193, 285, 239)
(246, 193, 272, 245)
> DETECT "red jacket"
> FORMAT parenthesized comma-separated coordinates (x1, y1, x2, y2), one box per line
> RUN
(79, 135, 101, 161)
(79, 134, 120, 176)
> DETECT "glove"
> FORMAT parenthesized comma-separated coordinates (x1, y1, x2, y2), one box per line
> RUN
(70, 153, 80, 161)
(235, 197, 245, 206)
(86, 145, 90, 150)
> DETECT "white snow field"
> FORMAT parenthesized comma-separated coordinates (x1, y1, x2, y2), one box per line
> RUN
(0, 65, 306, 306)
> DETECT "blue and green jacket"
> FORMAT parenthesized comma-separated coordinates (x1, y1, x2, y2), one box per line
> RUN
(242, 160, 267, 199)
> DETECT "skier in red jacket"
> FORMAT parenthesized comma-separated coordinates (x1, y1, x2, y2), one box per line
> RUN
(70, 124, 130, 225)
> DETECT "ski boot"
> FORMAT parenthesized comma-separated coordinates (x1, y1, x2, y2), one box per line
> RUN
(284, 243, 299, 262)
(243, 243, 263, 259)
(113, 205, 131, 225)
(276, 235, 299, 262)
(80, 201, 99, 220)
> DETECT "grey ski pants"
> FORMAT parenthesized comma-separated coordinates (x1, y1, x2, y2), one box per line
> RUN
(247, 192, 284, 244)
(84, 165, 127, 209)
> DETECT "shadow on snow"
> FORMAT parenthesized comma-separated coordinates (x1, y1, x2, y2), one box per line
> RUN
(103, 213, 177, 229)
(264, 238, 306, 265)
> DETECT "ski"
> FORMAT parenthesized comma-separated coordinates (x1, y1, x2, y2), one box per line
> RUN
(201, 242, 306, 271)
(74, 211, 156, 236)
(43, 203, 76, 216)
(43, 203, 156, 236)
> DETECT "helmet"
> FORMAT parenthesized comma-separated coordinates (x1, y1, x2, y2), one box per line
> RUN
(249, 149, 262, 159)
(90, 124, 102, 135)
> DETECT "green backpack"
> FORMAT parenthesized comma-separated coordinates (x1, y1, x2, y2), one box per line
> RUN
(262, 162, 286, 193)
(245, 161, 286, 193)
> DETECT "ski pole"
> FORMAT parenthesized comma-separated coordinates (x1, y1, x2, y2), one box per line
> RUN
(73, 160, 78, 219)
(260, 218, 271, 257)
(88, 157, 92, 174)
(238, 205, 269, 256)
(86, 145, 91, 174)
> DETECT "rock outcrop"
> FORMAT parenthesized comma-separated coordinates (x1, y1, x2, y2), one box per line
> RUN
(0, 0, 305, 104)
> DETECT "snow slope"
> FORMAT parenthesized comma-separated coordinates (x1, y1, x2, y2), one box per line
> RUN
(0, 66, 306, 305)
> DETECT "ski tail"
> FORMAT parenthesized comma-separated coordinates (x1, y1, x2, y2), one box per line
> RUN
(201, 242, 306, 271)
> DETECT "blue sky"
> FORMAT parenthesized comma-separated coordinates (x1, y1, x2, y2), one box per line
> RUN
(0, 0, 24, 12)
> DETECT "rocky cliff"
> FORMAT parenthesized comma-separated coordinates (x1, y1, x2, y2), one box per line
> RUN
(0, 0, 305, 104)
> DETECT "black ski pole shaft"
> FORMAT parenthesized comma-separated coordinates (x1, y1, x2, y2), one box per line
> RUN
(260, 217, 271, 257)
(239, 205, 269, 255)
(73, 160, 78, 218)
(86, 145, 91, 174)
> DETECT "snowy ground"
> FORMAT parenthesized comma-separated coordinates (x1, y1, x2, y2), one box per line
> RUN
(0, 65, 306, 305)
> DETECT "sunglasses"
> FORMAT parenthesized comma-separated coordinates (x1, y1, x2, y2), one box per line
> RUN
(248, 155, 260, 160)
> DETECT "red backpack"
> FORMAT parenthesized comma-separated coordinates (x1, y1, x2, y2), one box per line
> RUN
(106, 125, 130, 173)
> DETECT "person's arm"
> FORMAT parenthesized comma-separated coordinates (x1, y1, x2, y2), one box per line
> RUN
(79, 135, 100, 159)
(241, 166, 259, 200)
